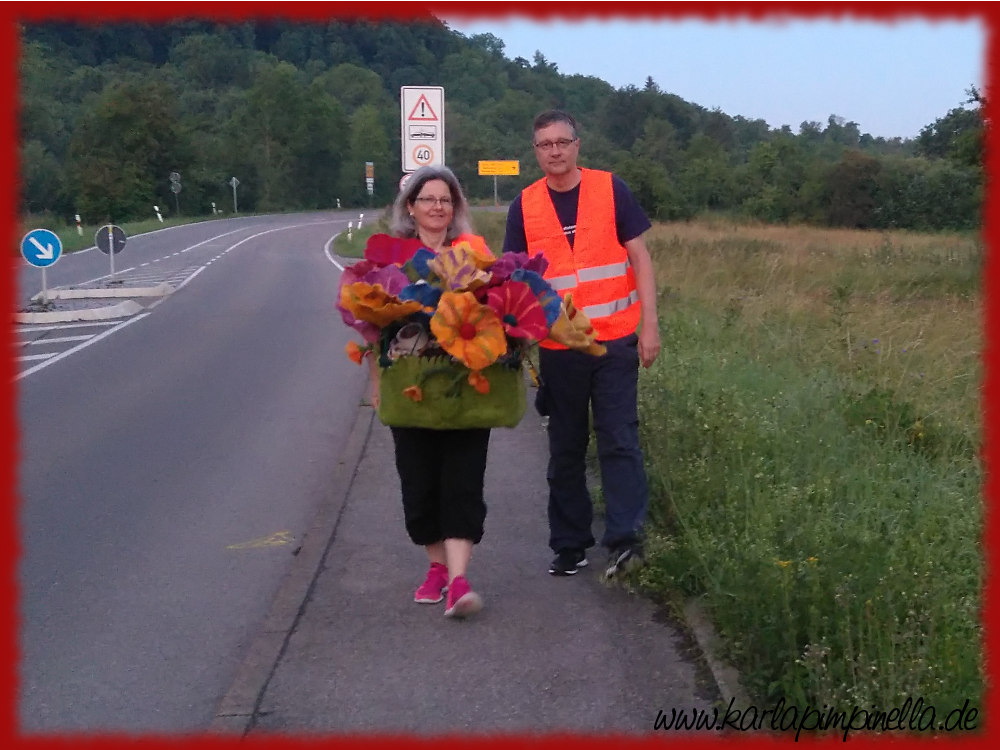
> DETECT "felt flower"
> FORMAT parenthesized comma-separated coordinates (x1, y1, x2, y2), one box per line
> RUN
(548, 293, 607, 356)
(402, 385, 423, 402)
(398, 280, 442, 309)
(467, 370, 491, 394)
(339, 282, 424, 328)
(451, 235, 497, 269)
(430, 291, 508, 371)
(488, 252, 549, 284)
(337, 261, 412, 342)
(403, 247, 440, 283)
(345, 340, 369, 365)
(364, 234, 425, 266)
(485, 280, 549, 343)
(427, 245, 493, 291)
(510, 268, 562, 326)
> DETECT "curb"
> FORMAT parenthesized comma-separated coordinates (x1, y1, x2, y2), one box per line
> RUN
(209, 400, 376, 735)
(14, 300, 146, 325)
(16, 284, 174, 325)
(683, 599, 752, 711)
(30, 283, 175, 300)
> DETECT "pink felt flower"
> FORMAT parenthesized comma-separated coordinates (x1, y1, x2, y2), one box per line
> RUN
(484, 280, 549, 343)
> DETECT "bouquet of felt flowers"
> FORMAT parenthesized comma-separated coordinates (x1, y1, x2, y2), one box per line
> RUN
(337, 233, 605, 430)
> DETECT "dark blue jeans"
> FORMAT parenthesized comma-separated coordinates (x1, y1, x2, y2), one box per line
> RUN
(538, 333, 648, 553)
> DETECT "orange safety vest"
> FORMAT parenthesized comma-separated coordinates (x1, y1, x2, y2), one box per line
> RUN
(522, 168, 641, 348)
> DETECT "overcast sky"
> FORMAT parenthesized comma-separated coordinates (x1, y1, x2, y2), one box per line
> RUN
(443, 14, 985, 140)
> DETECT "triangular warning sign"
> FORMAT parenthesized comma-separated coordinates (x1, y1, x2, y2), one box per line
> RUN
(407, 94, 439, 122)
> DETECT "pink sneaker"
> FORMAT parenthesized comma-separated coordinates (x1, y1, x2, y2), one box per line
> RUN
(414, 562, 449, 604)
(444, 575, 483, 619)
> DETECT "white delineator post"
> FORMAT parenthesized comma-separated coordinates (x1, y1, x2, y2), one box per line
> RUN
(154, 205, 163, 222)
(75, 214, 83, 236)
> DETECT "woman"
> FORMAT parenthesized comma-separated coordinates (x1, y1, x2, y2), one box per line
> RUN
(371, 165, 492, 619)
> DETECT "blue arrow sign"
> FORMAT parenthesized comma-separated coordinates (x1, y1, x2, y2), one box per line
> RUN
(21, 228, 63, 268)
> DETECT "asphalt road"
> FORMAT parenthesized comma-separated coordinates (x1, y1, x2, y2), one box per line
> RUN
(16, 210, 370, 732)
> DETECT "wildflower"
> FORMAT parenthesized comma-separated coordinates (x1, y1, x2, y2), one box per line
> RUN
(402, 385, 423, 402)
(485, 280, 549, 343)
(776, 559, 792, 568)
(430, 291, 507, 371)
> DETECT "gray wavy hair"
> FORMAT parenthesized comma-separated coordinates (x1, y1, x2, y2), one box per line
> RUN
(389, 165, 473, 241)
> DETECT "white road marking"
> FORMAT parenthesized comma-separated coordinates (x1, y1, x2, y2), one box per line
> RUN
(16, 218, 351, 381)
(23, 335, 93, 346)
(16, 314, 151, 381)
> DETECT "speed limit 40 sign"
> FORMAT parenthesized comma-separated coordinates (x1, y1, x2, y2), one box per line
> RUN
(401, 86, 444, 173)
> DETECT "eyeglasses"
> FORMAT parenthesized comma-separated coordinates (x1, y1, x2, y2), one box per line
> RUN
(533, 138, 577, 151)
(414, 196, 453, 207)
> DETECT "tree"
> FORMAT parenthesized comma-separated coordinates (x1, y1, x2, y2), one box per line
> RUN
(824, 150, 882, 228)
(916, 89, 984, 168)
(339, 104, 391, 206)
(64, 76, 189, 221)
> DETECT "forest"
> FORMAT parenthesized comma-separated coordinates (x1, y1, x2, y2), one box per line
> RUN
(18, 17, 985, 231)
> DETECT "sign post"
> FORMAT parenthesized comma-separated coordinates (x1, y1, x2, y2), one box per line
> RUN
(401, 86, 445, 174)
(169, 172, 182, 215)
(21, 228, 63, 304)
(478, 160, 520, 206)
(365, 161, 375, 203)
(95, 224, 127, 282)
(230, 176, 240, 213)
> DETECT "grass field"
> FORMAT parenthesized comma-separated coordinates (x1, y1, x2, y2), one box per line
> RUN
(477, 211, 983, 718)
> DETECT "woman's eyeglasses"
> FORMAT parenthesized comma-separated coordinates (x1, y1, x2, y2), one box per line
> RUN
(414, 197, 453, 207)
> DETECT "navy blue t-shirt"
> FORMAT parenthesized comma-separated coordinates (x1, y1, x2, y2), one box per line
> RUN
(501, 173, 652, 255)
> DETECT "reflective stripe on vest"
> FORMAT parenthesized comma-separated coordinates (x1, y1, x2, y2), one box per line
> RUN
(582, 289, 639, 320)
(521, 168, 641, 345)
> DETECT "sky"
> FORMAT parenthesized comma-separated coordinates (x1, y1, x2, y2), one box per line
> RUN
(442, 14, 986, 141)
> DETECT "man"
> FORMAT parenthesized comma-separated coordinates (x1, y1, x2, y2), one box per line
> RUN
(502, 110, 661, 579)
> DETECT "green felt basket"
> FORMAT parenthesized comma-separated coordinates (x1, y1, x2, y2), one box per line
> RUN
(377, 355, 527, 429)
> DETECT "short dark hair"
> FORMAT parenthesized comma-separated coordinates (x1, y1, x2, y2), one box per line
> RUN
(532, 110, 578, 139)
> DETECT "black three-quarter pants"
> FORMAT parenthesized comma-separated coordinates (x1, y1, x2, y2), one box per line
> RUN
(390, 427, 492, 545)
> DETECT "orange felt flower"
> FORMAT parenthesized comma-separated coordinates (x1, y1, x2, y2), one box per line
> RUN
(345, 340, 366, 365)
(430, 291, 508, 371)
(339, 282, 424, 327)
(467, 370, 491, 394)
(452, 234, 497, 269)
(402, 385, 423, 402)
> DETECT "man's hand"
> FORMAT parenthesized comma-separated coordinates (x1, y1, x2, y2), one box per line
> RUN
(638, 324, 660, 369)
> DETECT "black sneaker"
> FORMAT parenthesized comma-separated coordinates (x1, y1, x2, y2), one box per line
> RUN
(605, 543, 645, 579)
(549, 549, 588, 576)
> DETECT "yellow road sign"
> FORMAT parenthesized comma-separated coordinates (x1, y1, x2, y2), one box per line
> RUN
(478, 160, 520, 176)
